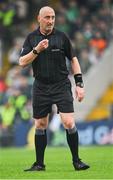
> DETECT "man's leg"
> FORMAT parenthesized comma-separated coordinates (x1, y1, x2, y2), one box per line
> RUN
(60, 113, 79, 161)
(24, 116, 48, 171)
(60, 112, 90, 170)
(34, 116, 48, 165)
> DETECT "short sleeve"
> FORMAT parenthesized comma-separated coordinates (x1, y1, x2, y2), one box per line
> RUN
(63, 33, 75, 61)
(20, 35, 32, 56)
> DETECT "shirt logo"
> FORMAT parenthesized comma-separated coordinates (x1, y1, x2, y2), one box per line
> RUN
(51, 49, 60, 52)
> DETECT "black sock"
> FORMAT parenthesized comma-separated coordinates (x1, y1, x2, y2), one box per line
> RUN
(35, 129, 47, 166)
(66, 127, 79, 163)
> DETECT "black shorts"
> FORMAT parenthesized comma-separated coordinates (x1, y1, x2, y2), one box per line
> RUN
(32, 78, 74, 119)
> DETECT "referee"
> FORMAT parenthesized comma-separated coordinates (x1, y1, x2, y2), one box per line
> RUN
(19, 6, 90, 171)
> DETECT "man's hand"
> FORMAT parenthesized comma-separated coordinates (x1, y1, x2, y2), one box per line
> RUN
(35, 39, 49, 53)
(75, 86, 85, 102)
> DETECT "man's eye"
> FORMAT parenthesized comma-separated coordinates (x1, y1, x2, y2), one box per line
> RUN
(45, 17, 49, 20)
(45, 16, 55, 20)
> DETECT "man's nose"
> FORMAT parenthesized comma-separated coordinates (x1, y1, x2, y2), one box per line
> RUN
(48, 18, 53, 24)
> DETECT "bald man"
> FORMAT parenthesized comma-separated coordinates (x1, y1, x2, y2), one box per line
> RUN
(19, 6, 90, 172)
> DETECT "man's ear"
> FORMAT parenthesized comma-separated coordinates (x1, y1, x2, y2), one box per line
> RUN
(37, 15, 40, 23)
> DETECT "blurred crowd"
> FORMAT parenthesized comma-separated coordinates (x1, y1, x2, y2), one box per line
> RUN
(0, 0, 113, 146)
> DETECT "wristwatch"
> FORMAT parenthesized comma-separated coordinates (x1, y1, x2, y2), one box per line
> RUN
(32, 48, 39, 55)
(76, 82, 84, 88)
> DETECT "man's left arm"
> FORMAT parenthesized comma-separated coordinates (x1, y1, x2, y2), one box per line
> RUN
(71, 57, 85, 102)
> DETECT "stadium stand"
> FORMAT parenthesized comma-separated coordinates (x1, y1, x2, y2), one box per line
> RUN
(86, 83, 113, 120)
(0, 0, 113, 146)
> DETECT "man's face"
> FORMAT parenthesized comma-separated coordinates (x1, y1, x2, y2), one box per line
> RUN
(38, 8, 55, 34)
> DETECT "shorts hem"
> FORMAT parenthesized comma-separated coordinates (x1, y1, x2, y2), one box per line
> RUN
(33, 114, 49, 119)
(59, 110, 74, 113)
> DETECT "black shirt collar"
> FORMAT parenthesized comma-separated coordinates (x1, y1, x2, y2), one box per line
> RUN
(37, 27, 56, 36)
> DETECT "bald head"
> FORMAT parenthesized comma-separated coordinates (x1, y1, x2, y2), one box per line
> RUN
(38, 6, 55, 35)
(39, 6, 55, 17)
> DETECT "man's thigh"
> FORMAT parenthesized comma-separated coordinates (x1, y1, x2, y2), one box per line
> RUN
(52, 79, 74, 113)
(32, 80, 52, 119)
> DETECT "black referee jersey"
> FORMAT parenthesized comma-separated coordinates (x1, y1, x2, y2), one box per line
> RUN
(20, 28, 75, 84)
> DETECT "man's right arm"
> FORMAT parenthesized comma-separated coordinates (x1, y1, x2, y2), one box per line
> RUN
(19, 50, 38, 67)
(19, 39, 49, 67)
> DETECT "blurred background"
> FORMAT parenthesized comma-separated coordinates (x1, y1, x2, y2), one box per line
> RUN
(0, 0, 113, 148)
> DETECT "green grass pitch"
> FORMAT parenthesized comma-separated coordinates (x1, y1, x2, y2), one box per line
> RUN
(0, 146, 113, 179)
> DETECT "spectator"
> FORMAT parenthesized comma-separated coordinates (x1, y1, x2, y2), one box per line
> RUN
(8, 37, 23, 66)
(79, 49, 92, 74)
(66, 0, 80, 24)
(89, 31, 107, 54)
(0, 97, 16, 147)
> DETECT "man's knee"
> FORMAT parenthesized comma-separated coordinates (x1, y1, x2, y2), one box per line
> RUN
(63, 120, 75, 129)
(60, 113, 75, 129)
(34, 116, 48, 129)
